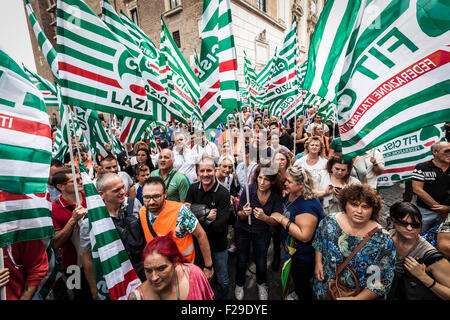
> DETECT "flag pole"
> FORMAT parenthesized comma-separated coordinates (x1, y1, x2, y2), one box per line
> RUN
(237, 112, 251, 225)
(293, 102, 297, 157)
(69, 111, 83, 165)
(64, 105, 81, 207)
(0, 251, 6, 300)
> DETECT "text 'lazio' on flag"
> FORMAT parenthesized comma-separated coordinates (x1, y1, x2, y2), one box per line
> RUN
(0, 48, 52, 195)
(56, 0, 157, 121)
(303, 0, 450, 160)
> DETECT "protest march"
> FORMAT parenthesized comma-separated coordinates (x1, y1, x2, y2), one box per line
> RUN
(0, 0, 449, 303)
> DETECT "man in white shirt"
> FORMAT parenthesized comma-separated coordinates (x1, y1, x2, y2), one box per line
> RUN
(173, 133, 198, 184)
(191, 131, 220, 162)
(361, 148, 385, 189)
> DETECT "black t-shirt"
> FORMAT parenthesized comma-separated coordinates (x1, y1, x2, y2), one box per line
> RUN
(185, 180, 230, 252)
(412, 160, 450, 209)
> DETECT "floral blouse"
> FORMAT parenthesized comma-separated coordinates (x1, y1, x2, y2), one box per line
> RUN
(312, 213, 396, 300)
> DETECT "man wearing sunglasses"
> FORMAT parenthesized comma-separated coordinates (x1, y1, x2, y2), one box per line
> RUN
(412, 141, 450, 233)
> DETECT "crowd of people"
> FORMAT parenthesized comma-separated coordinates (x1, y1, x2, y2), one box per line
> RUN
(1, 107, 449, 301)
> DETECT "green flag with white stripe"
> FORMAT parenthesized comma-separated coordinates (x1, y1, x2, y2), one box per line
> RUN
(25, 0, 58, 79)
(57, 0, 157, 120)
(304, 0, 450, 159)
(266, 18, 299, 117)
(0, 48, 52, 194)
(80, 164, 141, 300)
(160, 17, 202, 124)
(199, 0, 241, 130)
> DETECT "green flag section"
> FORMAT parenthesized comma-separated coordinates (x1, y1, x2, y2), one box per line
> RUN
(304, 0, 450, 159)
(280, 61, 308, 120)
(0, 191, 54, 248)
(70, 106, 110, 158)
(52, 125, 69, 161)
(101, 1, 184, 124)
(23, 67, 59, 108)
(255, 53, 275, 109)
(57, 0, 156, 120)
(80, 165, 141, 300)
(119, 117, 150, 144)
(376, 124, 445, 189)
(160, 17, 202, 123)
(243, 51, 258, 108)
(25, 0, 59, 79)
(0, 49, 52, 194)
(266, 18, 299, 117)
(199, 0, 241, 130)
(117, 10, 183, 124)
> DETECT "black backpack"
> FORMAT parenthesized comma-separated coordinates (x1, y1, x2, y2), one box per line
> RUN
(113, 197, 146, 280)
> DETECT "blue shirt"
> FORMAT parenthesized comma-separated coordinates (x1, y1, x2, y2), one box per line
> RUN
(281, 196, 324, 263)
(236, 183, 283, 233)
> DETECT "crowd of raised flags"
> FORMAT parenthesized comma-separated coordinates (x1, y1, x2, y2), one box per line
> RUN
(0, 0, 448, 300)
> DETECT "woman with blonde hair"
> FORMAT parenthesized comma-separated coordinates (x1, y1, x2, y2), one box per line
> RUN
(293, 136, 327, 182)
(271, 166, 324, 300)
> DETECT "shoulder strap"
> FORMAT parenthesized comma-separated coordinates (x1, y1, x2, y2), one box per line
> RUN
(144, 208, 158, 238)
(336, 226, 379, 276)
(126, 197, 135, 217)
(165, 170, 176, 190)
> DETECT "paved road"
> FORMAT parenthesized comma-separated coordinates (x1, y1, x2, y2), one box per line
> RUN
(217, 182, 406, 301)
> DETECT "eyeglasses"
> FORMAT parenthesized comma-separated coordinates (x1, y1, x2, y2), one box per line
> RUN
(143, 194, 163, 202)
(393, 218, 421, 229)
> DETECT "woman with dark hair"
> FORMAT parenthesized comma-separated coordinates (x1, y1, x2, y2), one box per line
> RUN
(317, 155, 360, 215)
(312, 184, 396, 300)
(128, 232, 214, 300)
(126, 147, 155, 180)
(387, 202, 450, 300)
(234, 163, 283, 300)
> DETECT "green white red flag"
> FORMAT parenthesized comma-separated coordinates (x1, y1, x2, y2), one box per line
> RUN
(199, 0, 241, 130)
(266, 18, 299, 117)
(243, 51, 259, 108)
(303, 0, 450, 159)
(25, 0, 59, 80)
(160, 17, 202, 124)
(57, 0, 157, 120)
(0, 48, 52, 194)
(0, 191, 54, 248)
(377, 124, 445, 189)
(101, 1, 184, 124)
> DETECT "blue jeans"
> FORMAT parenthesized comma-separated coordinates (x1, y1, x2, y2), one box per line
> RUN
(417, 205, 444, 233)
(211, 250, 230, 300)
(235, 226, 271, 286)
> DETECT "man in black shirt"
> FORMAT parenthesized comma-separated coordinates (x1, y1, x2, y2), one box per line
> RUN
(412, 141, 450, 232)
(185, 157, 231, 300)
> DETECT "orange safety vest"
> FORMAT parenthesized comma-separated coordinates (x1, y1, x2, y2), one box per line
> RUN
(138, 200, 195, 263)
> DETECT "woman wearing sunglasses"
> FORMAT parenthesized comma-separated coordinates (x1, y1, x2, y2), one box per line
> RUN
(387, 202, 450, 300)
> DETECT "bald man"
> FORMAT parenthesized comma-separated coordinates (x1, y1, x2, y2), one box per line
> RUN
(151, 148, 190, 202)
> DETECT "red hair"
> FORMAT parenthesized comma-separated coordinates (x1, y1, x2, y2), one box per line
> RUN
(142, 232, 184, 265)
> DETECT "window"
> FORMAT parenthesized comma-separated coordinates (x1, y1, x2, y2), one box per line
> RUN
(172, 31, 181, 48)
(170, 0, 181, 9)
(130, 8, 139, 25)
(257, 0, 267, 12)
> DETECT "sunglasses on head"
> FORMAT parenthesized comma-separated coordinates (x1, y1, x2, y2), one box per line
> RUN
(393, 218, 421, 229)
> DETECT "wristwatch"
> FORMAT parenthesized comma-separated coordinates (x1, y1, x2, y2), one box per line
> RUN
(204, 264, 214, 270)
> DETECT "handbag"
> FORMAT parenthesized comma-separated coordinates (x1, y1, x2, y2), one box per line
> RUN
(327, 226, 379, 300)
(189, 203, 213, 226)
